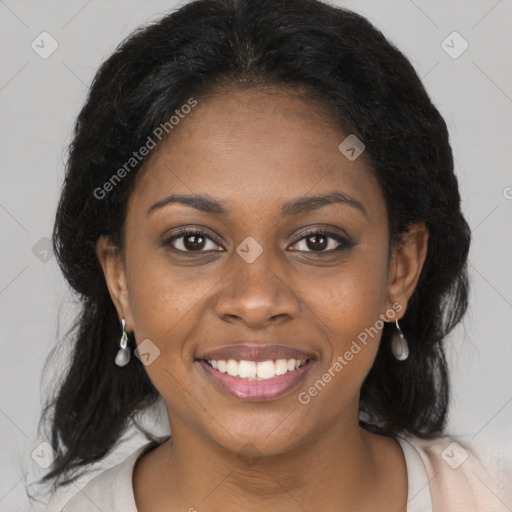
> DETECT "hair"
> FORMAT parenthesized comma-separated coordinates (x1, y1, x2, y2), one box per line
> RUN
(34, 0, 470, 497)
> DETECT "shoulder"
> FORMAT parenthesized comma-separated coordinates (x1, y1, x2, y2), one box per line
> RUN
(58, 440, 159, 512)
(398, 433, 512, 511)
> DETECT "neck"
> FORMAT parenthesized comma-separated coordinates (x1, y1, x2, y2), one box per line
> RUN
(137, 405, 401, 511)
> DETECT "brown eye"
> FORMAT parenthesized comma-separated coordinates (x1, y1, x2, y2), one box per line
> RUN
(304, 233, 329, 251)
(163, 229, 224, 253)
(288, 229, 353, 253)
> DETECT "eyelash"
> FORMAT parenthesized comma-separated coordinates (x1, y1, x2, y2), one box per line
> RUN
(163, 227, 353, 255)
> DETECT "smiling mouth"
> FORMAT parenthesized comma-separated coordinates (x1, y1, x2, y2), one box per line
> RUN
(200, 357, 311, 380)
(195, 357, 315, 400)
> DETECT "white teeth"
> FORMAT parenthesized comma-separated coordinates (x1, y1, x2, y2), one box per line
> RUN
(257, 360, 275, 379)
(238, 360, 257, 379)
(275, 359, 288, 375)
(205, 358, 308, 380)
(226, 359, 239, 377)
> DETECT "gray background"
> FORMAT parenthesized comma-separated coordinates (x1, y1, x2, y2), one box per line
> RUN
(1, 0, 511, 510)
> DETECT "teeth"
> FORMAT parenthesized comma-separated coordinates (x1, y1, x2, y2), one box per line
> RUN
(226, 359, 238, 377)
(238, 360, 257, 379)
(205, 358, 308, 380)
(275, 359, 288, 375)
(257, 360, 275, 379)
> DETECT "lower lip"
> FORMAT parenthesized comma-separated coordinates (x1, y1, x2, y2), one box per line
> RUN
(197, 359, 314, 401)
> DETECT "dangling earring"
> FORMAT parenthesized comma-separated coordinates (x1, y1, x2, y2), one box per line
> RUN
(391, 320, 409, 361)
(115, 318, 131, 367)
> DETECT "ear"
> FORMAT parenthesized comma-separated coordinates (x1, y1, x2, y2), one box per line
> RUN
(385, 222, 428, 319)
(96, 235, 134, 331)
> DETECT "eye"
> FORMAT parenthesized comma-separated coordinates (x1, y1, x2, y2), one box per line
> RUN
(288, 228, 353, 253)
(163, 227, 353, 255)
(163, 228, 224, 253)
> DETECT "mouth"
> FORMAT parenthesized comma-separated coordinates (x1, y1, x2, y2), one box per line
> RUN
(195, 356, 315, 401)
(204, 357, 310, 379)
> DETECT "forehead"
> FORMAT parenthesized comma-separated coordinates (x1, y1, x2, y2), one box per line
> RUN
(127, 88, 384, 222)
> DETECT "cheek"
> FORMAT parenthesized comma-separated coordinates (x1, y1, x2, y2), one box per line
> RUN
(305, 248, 389, 379)
(125, 230, 216, 321)
(124, 246, 215, 365)
(298, 293, 385, 419)
(312, 251, 389, 333)
(124, 258, 210, 413)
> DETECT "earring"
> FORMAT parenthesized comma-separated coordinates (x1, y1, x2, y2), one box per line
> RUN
(114, 318, 131, 367)
(391, 320, 409, 361)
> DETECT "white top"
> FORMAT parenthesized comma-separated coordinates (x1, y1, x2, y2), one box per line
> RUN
(59, 435, 434, 511)
(397, 435, 433, 511)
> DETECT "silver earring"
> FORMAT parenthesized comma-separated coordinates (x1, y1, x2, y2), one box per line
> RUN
(115, 318, 131, 367)
(391, 320, 409, 361)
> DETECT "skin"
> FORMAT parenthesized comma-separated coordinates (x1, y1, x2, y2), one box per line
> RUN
(96, 87, 428, 512)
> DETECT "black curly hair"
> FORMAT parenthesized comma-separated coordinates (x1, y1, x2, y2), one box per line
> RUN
(34, 0, 470, 497)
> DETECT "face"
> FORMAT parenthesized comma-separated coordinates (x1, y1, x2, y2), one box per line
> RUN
(97, 87, 426, 457)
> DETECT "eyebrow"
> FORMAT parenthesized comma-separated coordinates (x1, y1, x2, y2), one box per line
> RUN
(147, 191, 366, 218)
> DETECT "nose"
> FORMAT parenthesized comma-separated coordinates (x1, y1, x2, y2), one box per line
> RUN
(213, 246, 300, 329)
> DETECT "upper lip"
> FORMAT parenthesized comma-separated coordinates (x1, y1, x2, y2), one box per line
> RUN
(196, 343, 316, 362)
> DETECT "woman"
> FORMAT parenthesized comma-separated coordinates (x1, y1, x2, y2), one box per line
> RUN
(31, 0, 510, 510)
